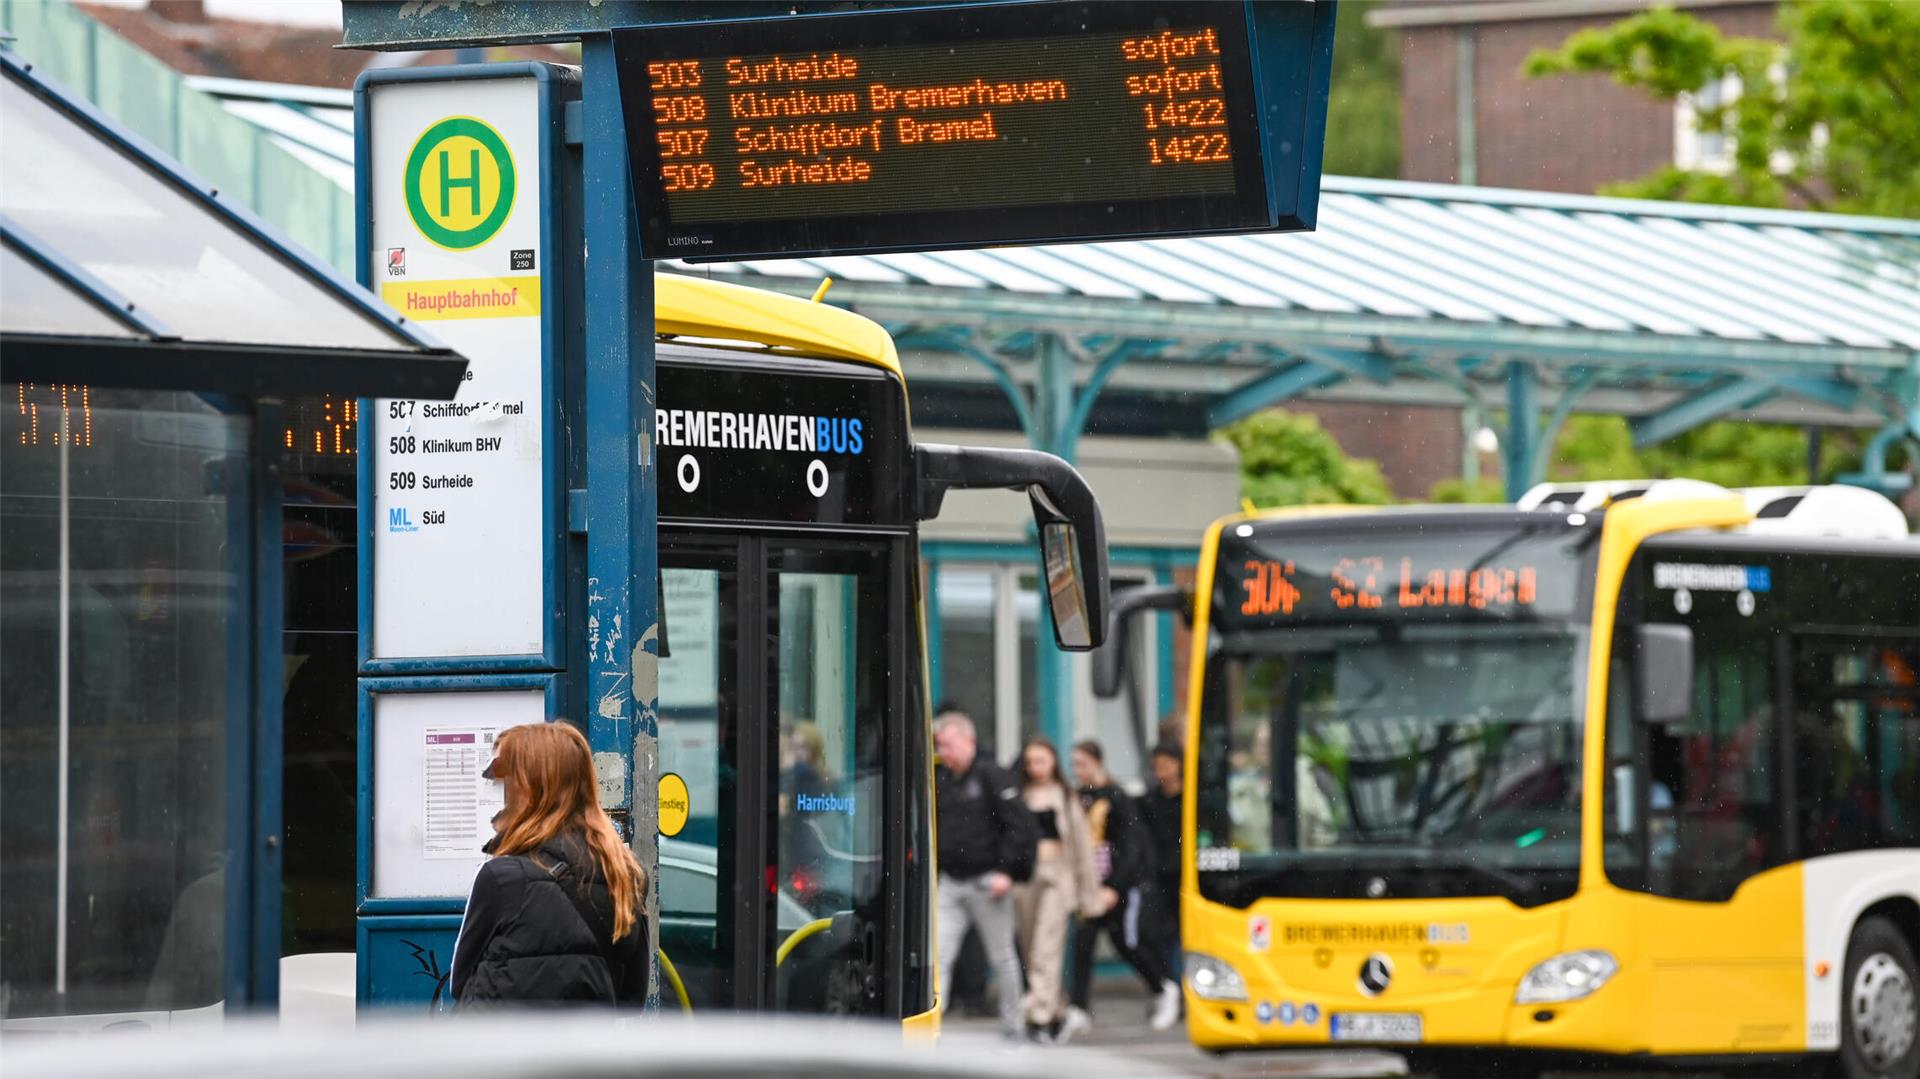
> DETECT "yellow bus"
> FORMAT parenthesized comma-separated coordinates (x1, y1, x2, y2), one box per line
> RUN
(648, 274, 1109, 1028)
(1123, 481, 1918, 1077)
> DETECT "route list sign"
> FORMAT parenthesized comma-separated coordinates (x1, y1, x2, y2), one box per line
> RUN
(613, 1, 1303, 259)
(365, 75, 548, 660)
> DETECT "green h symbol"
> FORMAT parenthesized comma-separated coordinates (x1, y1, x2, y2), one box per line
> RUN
(438, 148, 482, 216)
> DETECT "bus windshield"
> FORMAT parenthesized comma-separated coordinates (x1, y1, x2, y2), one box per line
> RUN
(1195, 519, 1594, 909)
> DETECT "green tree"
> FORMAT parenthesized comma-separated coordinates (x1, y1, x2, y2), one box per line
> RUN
(1324, 1, 1400, 178)
(1525, 1, 1920, 216)
(1428, 416, 1910, 504)
(1429, 476, 1505, 504)
(1548, 415, 1815, 487)
(1222, 411, 1393, 508)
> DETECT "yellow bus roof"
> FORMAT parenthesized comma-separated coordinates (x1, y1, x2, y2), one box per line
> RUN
(1213, 503, 1388, 531)
(656, 273, 901, 379)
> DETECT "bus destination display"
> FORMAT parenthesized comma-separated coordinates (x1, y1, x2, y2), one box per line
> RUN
(613, 2, 1300, 260)
(1215, 527, 1589, 626)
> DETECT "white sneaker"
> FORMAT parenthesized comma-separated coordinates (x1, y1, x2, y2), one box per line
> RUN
(1149, 981, 1182, 1031)
(1056, 1006, 1093, 1045)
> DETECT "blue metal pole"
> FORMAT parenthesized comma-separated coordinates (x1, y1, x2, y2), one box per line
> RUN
(1503, 360, 1539, 502)
(580, 37, 660, 1005)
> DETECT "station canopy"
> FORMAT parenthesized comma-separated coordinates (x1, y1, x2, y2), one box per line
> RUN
(1, 54, 465, 399)
(199, 75, 1920, 463)
(665, 177, 1920, 446)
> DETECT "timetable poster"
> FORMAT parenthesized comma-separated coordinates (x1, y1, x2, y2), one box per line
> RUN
(422, 726, 505, 860)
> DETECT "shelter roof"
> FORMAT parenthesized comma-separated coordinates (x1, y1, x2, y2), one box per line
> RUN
(1, 51, 465, 399)
(194, 73, 1919, 441)
(666, 177, 1920, 441)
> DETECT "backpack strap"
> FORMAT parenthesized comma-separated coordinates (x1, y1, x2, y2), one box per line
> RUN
(539, 858, 617, 963)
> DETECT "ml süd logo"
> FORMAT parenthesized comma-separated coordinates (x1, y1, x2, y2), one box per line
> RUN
(403, 116, 516, 251)
(388, 507, 444, 532)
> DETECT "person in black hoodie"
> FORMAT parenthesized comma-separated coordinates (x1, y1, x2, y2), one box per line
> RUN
(1138, 741, 1186, 1018)
(451, 722, 648, 1008)
(1059, 739, 1180, 1042)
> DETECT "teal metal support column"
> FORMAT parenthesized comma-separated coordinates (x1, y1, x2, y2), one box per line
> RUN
(1503, 361, 1538, 501)
(1033, 334, 1076, 753)
(580, 36, 659, 1004)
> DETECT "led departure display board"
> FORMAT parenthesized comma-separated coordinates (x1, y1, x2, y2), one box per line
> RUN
(1213, 523, 1592, 627)
(612, 1, 1331, 260)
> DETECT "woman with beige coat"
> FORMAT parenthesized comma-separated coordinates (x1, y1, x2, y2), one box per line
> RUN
(1012, 737, 1104, 1043)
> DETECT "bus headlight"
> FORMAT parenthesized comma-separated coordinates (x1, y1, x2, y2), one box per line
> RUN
(1184, 952, 1248, 1002)
(1516, 950, 1618, 1004)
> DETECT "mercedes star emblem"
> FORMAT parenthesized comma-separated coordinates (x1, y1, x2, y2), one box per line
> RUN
(1358, 953, 1394, 997)
(1365, 876, 1388, 898)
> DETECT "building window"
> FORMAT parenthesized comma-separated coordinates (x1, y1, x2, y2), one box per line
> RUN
(934, 566, 1002, 757)
(1673, 63, 1818, 177)
(1673, 72, 1742, 175)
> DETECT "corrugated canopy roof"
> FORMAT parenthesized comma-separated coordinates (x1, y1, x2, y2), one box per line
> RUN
(1, 54, 465, 399)
(672, 179, 1920, 351)
(663, 177, 1920, 445)
(198, 73, 1920, 446)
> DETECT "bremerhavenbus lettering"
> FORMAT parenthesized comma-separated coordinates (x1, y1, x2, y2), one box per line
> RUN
(1282, 923, 1467, 946)
(655, 408, 864, 454)
(1651, 561, 1772, 592)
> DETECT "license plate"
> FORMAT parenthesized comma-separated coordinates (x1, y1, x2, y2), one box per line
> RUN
(1330, 1012, 1423, 1043)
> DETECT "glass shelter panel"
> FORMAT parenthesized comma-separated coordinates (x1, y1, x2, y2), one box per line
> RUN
(1, 386, 247, 1022)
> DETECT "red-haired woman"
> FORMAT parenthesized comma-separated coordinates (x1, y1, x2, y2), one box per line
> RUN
(451, 722, 649, 1007)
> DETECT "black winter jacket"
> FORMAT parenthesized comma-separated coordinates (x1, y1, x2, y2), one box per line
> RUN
(1078, 782, 1152, 893)
(1139, 786, 1182, 889)
(450, 832, 648, 1007)
(935, 757, 1040, 881)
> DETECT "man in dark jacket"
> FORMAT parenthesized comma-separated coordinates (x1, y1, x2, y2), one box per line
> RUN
(450, 831, 648, 1007)
(933, 709, 1039, 1038)
(1061, 740, 1180, 1041)
(1138, 741, 1185, 1018)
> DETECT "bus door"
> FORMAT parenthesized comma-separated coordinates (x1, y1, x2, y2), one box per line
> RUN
(653, 531, 912, 1016)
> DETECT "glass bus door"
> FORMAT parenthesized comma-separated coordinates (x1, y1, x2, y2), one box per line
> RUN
(655, 533, 903, 1015)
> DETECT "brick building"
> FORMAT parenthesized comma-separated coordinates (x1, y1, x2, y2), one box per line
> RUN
(1372, 0, 1781, 193)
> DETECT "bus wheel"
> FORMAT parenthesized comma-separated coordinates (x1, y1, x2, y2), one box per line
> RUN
(1840, 916, 1919, 1079)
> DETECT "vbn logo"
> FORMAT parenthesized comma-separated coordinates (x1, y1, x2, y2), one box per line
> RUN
(403, 116, 516, 251)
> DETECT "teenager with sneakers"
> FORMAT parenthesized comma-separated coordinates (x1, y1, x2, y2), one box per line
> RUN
(1058, 740, 1181, 1043)
(1012, 737, 1103, 1043)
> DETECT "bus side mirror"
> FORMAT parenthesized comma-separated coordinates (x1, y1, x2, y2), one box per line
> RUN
(1093, 584, 1192, 698)
(1635, 624, 1693, 725)
(914, 443, 1111, 651)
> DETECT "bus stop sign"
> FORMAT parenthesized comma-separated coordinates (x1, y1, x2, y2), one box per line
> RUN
(612, 0, 1334, 260)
